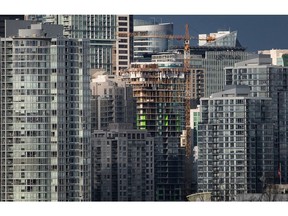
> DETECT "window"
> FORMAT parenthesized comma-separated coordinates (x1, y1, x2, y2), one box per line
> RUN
(119, 28, 127, 32)
(236, 118, 244, 123)
(236, 99, 243, 104)
(118, 17, 128, 21)
(119, 44, 127, 48)
(119, 61, 127, 65)
(119, 39, 128, 43)
(119, 22, 127, 26)
(119, 50, 128, 54)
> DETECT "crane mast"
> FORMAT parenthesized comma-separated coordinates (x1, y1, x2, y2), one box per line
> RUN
(184, 24, 191, 157)
(184, 23, 192, 197)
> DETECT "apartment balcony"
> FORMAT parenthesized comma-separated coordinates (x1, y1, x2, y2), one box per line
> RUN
(5, 92, 13, 96)
(6, 64, 13, 69)
(7, 195, 14, 200)
(6, 57, 13, 62)
(7, 180, 13, 185)
(6, 49, 13, 55)
(6, 126, 13, 131)
(5, 71, 12, 76)
(6, 146, 13, 152)
(6, 84, 13, 89)
(5, 77, 13, 83)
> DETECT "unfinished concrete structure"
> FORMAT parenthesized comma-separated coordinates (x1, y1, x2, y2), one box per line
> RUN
(121, 62, 186, 201)
(151, 52, 205, 104)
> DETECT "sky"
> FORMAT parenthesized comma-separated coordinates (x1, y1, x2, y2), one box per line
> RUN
(135, 15, 288, 52)
(1, 1, 287, 52)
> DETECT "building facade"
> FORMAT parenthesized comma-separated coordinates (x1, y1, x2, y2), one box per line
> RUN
(199, 30, 242, 47)
(91, 123, 154, 201)
(133, 19, 173, 62)
(90, 71, 136, 131)
(0, 21, 91, 201)
(258, 49, 288, 66)
(225, 56, 288, 185)
(26, 15, 117, 74)
(113, 15, 134, 75)
(191, 47, 249, 97)
(190, 106, 200, 194)
(189, 46, 252, 97)
(197, 86, 274, 201)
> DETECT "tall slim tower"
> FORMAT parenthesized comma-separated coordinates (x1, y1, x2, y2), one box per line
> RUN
(113, 15, 134, 75)
(0, 21, 91, 201)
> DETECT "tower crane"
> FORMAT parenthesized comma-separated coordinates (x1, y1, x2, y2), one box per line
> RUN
(180, 23, 191, 159)
(183, 24, 193, 197)
(117, 32, 216, 43)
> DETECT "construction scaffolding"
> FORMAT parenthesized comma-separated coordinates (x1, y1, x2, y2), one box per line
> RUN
(121, 63, 187, 200)
(121, 63, 186, 136)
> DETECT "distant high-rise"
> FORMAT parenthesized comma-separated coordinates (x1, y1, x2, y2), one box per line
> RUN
(258, 49, 288, 66)
(90, 71, 136, 131)
(27, 15, 116, 40)
(133, 19, 173, 62)
(91, 123, 154, 201)
(0, 15, 24, 37)
(198, 30, 242, 47)
(26, 15, 117, 74)
(113, 15, 134, 75)
(189, 46, 251, 97)
(198, 85, 274, 201)
(0, 21, 91, 201)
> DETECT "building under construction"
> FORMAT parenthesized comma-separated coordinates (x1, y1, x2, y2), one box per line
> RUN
(152, 52, 205, 105)
(121, 62, 187, 201)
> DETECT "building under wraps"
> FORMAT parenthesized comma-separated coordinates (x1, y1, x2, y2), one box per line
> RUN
(121, 62, 187, 201)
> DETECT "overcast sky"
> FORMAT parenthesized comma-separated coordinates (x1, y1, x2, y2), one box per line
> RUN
(135, 15, 288, 52)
